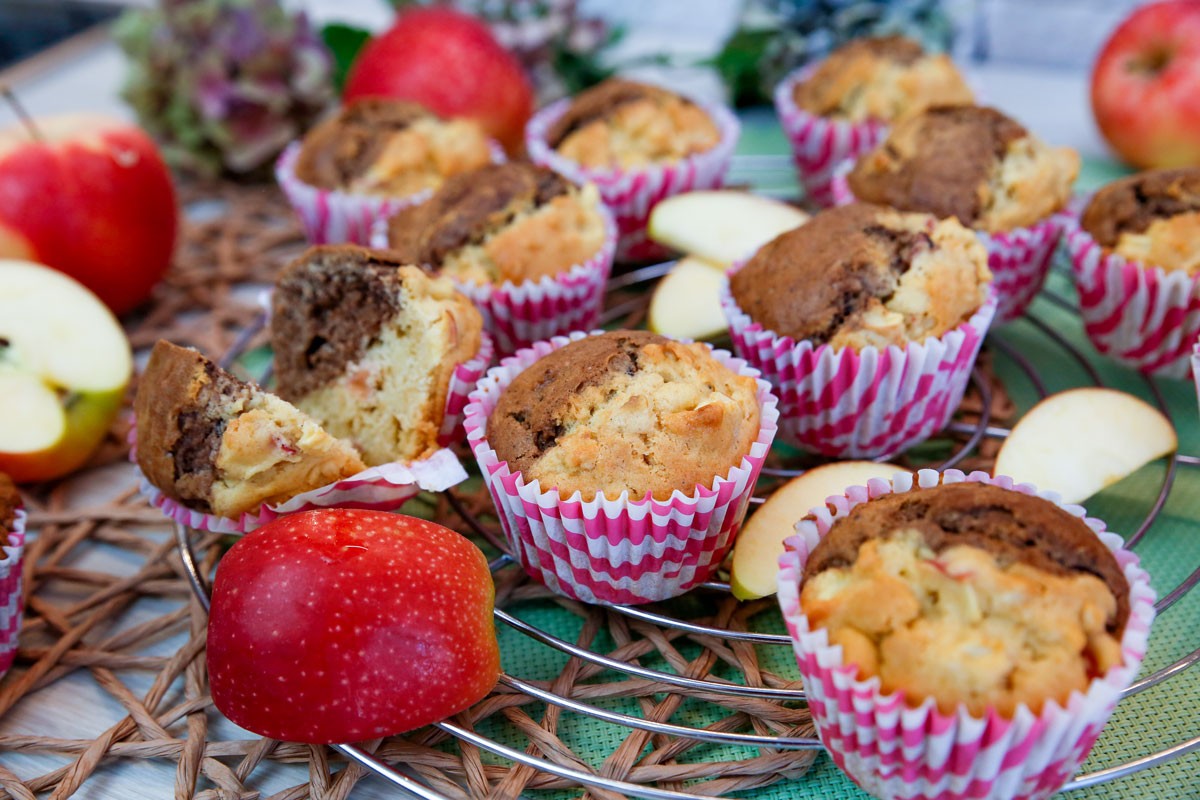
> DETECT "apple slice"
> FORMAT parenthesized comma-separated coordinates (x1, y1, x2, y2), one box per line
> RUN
(0, 260, 131, 482)
(993, 388, 1176, 505)
(731, 461, 907, 600)
(647, 190, 809, 266)
(647, 256, 729, 341)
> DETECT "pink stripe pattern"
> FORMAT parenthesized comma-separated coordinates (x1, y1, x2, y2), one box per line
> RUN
(720, 269, 996, 458)
(0, 506, 25, 677)
(525, 98, 740, 262)
(439, 331, 496, 446)
(777, 469, 1156, 800)
(464, 331, 779, 605)
(774, 66, 888, 208)
(1064, 215, 1200, 379)
(1193, 339, 1200, 409)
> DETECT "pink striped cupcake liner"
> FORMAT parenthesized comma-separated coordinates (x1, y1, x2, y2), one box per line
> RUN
(439, 331, 495, 446)
(719, 269, 996, 458)
(0, 504, 26, 677)
(1063, 216, 1200, 379)
(464, 331, 779, 605)
(774, 65, 888, 208)
(525, 96, 740, 263)
(275, 140, 505, 246)
(1193, 339, 1200, 409)
(777, 468, 1156, 800)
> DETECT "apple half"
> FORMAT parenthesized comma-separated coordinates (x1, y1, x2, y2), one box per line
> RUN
(646, 190, 809, 266)
(0, 260, 132, 482)
(647, 256, 729, 341)
(731, 461, 908, 600)
(993, 388, 1176, 505)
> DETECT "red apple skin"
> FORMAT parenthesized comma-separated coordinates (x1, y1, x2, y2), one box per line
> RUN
(1091, 0, 1200, 169)
(0, 116, 178, 316)
(207, 509, 501, 744)
(344, 7, 534, 155)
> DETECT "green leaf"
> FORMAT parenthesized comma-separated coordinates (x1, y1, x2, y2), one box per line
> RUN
(709, 27, 775, 107)
(321, 23, 372, 94)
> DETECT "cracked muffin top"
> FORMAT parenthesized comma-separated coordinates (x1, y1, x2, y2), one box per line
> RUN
(1080, 167, 1200, 274)
(487, 331, 760, 502)
(792, 35, 973, 123)
(846, 105, 1079, 232)
(729, 203, 991, 350)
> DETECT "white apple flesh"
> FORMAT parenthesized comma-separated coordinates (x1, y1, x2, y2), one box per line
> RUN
(647, 256, 729, 341)
(647, 190, 809, 266)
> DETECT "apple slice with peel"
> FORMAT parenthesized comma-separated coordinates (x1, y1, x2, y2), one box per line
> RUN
(993, 388, 1176, 505)
(647, 256, 729, 341)
(731, 461, 908, 600)
(0, 260, 131, 482)
(647, 190, 809, 266)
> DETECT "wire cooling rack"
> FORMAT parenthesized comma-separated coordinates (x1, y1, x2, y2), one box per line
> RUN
(175, 156, 1200, 799)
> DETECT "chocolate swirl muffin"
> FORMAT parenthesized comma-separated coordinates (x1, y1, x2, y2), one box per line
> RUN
(385, 161, 608, 285)
(487, 331, 760, 502)
(847, 105, 1079, 232)
(271, 246, 483, 465)
(1080, 167, 1200, 274)
(800, 482, 1129, 717)
(729, 203, 990, 350)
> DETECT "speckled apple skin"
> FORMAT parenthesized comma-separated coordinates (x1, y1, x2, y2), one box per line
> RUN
(206, 509, 500, 744)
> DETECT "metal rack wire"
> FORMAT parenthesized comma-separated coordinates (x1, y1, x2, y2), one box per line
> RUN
(178, 158, 1200, 799)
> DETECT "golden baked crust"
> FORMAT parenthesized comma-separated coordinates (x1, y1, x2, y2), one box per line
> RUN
(793, 36, 973, 122)
(0, 473, 19, 533)
(134, 340, 365, 517)
(847, 106, 1079, 232)
(1080, 167, 1200, 273)
(730, 203, 990, 349)
(385, 162, 607, 284)
(294, 98, 492, 196)
(271, 247, 483, 465)
(547, 78, 721, 169)
(799, 483, 1129, 717)
(488, 331, 760, 501)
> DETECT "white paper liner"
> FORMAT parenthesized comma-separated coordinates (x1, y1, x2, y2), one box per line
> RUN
(777, 468, 1156, 800)
(439, 331, 495, 446)
(0, 505, 26, 676)
(524, 96, 740, 262)
(464, 331, 780, 605)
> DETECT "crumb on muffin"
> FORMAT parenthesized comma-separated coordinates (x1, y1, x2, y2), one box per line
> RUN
(799, 482, 1129, 717)
(730, 203, 991, 350)
(294, 98, 492, 196)
(846, 105, 1079, 232)
(487, 331, 760, 502)
(792, 35, 973, 123)
(546, 78, 721, 170)
(1080, 167, 1200, 274)
(0, 474, 19, 534)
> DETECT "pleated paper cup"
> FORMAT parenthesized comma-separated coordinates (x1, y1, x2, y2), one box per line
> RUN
(719, 270, 996, 458)
(774, 65, 889, 208)
(777, 468, 1156, 800)
(463, 331, 779, 605)
(525, 97, 740, 262)
(439, 331, 495, 446)
(1192, 339, 1200, 410)
(1064, 216, 1200, 379)
(0, 504, 26, 677)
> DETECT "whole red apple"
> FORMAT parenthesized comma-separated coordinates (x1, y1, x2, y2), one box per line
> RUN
(1091, 0, 1200, 169)
(344, 6, 534, 154)
(207, 509, 501, 744)
(0, 114, 178, 316)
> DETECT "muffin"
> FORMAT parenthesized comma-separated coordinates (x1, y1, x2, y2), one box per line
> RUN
(0, 473, 24, 677)
(465, 330, 778, 604)
(778, 470, 1155, 800)
(134, 340, 366, 520)
(526, 78, 739, 261)
(721, 203, 994, 458)
(791, 36, 973, 124)
(270, 245, 487, 463)
(1080, 167, 1200, 274)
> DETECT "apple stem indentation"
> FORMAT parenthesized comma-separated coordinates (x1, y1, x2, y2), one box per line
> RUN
(0, 85, 44, 142)
(1128, 44, 1175, 78)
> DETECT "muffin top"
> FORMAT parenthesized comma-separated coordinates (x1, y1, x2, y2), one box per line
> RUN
(799, 482, 1129, 717)
(846, 105, 1079, 232)
(793, 35, 973, 122)
(487, 331, 760, 502)
(294, 98, 492, 196)
(1080, 167, 1200, 274)
(729, 203, 990, 350)
(0, 473, 19, 534)
(386, 161, 607, 285)
(546, 78, 721, 170)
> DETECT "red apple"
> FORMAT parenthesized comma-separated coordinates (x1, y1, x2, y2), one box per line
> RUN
(207, 509, 501, 743)
(344, 6, 534, 154)
(1091, 0, 1200, 169)
(0, 114, 178, 316)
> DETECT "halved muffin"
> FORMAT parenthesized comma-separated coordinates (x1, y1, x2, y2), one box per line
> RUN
(1080, 167, 1200, 274)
